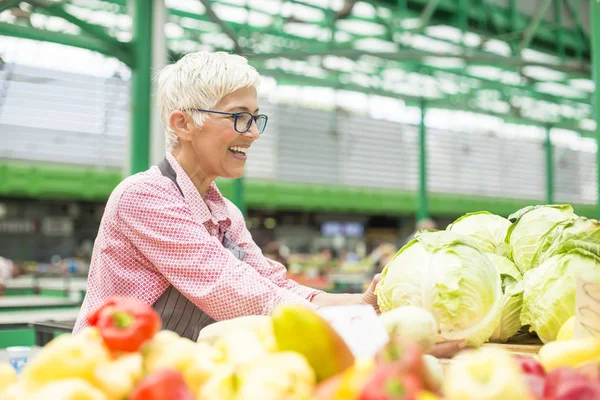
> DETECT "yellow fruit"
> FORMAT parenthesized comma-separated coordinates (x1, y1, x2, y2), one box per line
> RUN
(198, 315, 275, 350)
(0, 362, 17, 391)
(214, 330, 273, 367)
(236, 351, 316, 400)
(21, 333, 111, 391)
(444, 348, 535, 400)
(31, 378, 107, 400)
(94, 353, 143, 400)
(538, 338, 600, 371)
(182, 342, 223, 396)
(333, 357, 375, 399)
(144, 332, 225, 397)
(143, 334, 198, 374)
(271, 304, 355, 382)
(417, 392, 443, 400)
(556, 316, 576, 341)
(197, 364, 238, 400)
(1, 383, 31, 400)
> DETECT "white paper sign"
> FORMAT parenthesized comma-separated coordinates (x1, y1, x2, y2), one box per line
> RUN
(317, 305, 389, 359)
(574, 278, 600, 339)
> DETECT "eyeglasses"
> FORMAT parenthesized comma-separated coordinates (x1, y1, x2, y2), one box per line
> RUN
(191, 109, 268, 134)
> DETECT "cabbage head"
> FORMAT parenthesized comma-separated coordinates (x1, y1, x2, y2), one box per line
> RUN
(375, 231, 502, 347)
(487, 254, 523, 343)
(506, 204, 575, 274)
(535, 217, 600, 266)
(447, 211, 511, 257)
(520, 248, 600, 343)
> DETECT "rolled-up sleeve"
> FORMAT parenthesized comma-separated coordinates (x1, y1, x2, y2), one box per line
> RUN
(116, 182, 316, 321)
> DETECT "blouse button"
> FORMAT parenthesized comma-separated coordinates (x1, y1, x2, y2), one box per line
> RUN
(211, 228, 217, 235)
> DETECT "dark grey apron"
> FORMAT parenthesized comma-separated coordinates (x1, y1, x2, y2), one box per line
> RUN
(153, 157, 246, 341)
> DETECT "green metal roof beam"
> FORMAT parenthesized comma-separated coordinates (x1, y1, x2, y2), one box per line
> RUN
(564, 0, 590, 52)
(390, 0, 589, 58)
(519, 0, 552, 51)
(480, 0, 505, 35)
(23, 0, 131, 62)
(247, 49, 588, 74)
(249, 50, 589, 106)
(166, 0, 589, 78)
(555, 0, 565, 59)
(0, 0, 22, 14)
(0, 21, 132, 66)
(258, 66, 592, 135)
(195, 0, 245, 54)
(410, 0, 441, 32)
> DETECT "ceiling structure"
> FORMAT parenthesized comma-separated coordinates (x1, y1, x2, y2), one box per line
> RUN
(0, 0, 595, 135)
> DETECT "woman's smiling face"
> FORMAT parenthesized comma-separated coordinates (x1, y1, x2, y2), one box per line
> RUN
(188, 86, 261, 179)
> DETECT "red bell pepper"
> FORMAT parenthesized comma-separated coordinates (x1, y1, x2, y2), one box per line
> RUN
(359, 363, 422, 400)
(515, 356, 547, 399)
(130, 368, 194, 400)
(521, 374, 546, 400)
(87, 296, 161, 353)
(516, 356, 546, 378)
(543, 367, 600, 400)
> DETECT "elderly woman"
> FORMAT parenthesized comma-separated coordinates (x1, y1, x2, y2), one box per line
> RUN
(73, 52, 382, 339)
(73, 52, 461, 358)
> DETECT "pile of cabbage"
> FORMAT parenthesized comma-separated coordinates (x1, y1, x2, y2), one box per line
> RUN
(374, 205, 600, 346)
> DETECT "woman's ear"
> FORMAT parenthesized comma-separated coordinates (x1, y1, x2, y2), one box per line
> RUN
(169, 111, 196, 143)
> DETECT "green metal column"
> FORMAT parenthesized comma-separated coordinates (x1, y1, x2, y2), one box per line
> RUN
(130, 0, 154, 174)
(417, 100, 428, 221)
(592, 0, 600, 219)
(545, 126, 554, 204)
(555, 0, 564, 60)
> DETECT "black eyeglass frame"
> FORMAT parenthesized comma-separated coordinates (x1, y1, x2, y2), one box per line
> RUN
(190, 109, 268, 134)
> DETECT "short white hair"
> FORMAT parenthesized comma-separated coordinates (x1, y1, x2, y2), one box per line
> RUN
(156, 51, 261, 151)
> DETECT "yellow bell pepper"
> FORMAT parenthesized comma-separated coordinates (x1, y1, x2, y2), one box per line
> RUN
(181, 342, 223, 396)
(236, 351, 316, 400)
(30, 378, 107, 400)
(214, 330, 273, 367)
(538, 337, 600, 371)
(20, 333, 111, 391)
(197, 364, 238, 400)
(444, 348, 535, 400)
(143, 331, 197, 373)
(556, 316, 576, 341)
(94, 353, 143, 400)
(416, 391, 443, 400)
(0, 362, 17, 391)
(0, 383, 31, 400)
(143, 330, 226, 396)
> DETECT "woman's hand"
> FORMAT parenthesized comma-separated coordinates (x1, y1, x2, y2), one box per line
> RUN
(310, 274, 382, 310)
(360, 274, 381, 314)
(427, 340, 467, 359)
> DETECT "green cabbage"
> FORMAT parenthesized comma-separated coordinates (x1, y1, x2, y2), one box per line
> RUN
(536, 217, 600, 265)
(446, 211, 512, 257)
(506, 204, 575, 274)
(487, 254, 524, 343)
(520, 248, 600, 343)
(375, 231, 502, 347)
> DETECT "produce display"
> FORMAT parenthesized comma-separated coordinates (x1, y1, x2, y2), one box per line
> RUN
(0, 203, 599, 399)
(378, 204, 600, 345)
(0, 295, 598, 399)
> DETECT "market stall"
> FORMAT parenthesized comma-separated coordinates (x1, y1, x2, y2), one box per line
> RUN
(0, 204, 599, 399)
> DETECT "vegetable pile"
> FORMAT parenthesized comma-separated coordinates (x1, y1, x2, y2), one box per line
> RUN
(376, 205, 600, 345)
(0, 294, 598, 399)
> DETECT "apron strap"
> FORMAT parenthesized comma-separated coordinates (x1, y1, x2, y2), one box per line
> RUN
(158, 157, 185, 198)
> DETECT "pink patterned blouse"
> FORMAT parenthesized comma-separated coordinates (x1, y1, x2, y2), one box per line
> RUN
(73, 153, 321, 339)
